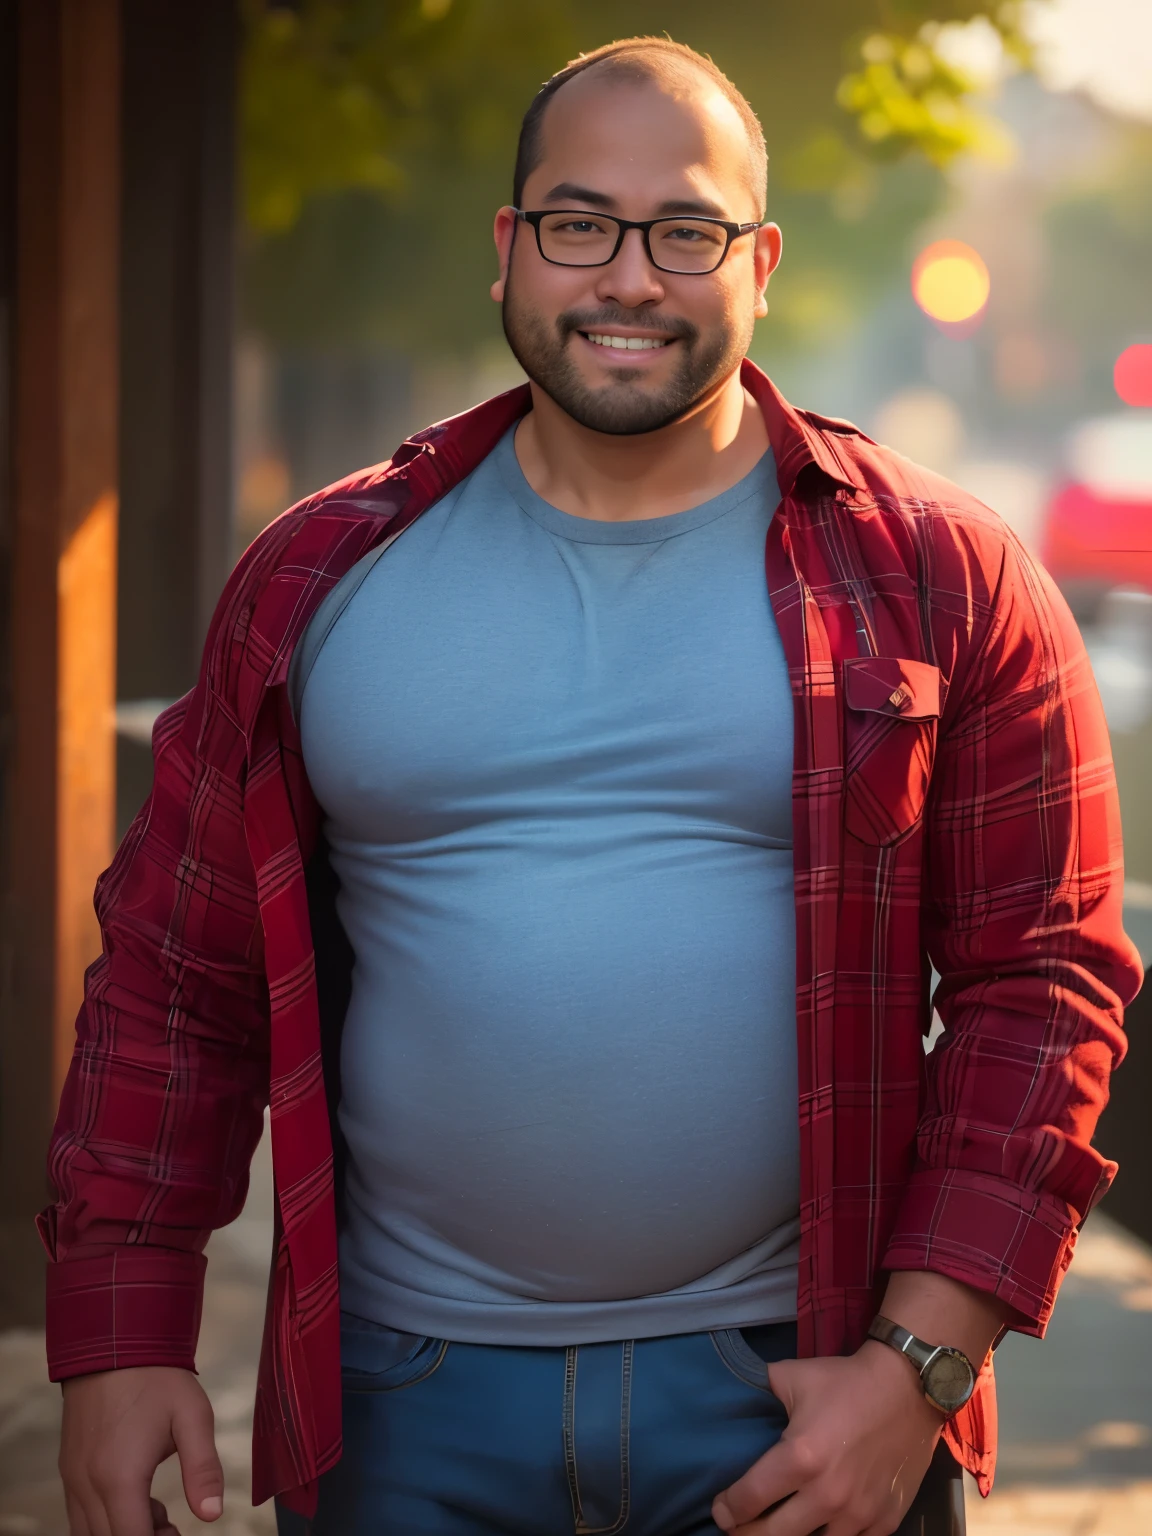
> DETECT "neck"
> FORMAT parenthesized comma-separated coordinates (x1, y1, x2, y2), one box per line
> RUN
(513, 364, 769, 522)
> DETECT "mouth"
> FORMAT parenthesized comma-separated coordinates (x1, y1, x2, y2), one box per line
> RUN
(575, 329, 679, 365)
(579, 329, 675, 351)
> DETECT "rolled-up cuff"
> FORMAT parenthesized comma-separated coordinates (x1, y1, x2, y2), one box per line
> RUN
(881, 1167, 1083, 1335)
(45, 1249, 207, 1381)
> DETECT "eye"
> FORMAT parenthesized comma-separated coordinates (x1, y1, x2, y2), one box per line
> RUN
(654, 220, 726, 248)
(558, 220, 602, 235)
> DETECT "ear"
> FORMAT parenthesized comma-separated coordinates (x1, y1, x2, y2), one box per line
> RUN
(753, 222, 783, 320)
(491, 206, 519, 303)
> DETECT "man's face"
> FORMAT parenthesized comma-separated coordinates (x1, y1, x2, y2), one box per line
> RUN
(492, 71, 782, 436)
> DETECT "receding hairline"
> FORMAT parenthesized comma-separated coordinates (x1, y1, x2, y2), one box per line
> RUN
(513, 40, 768, 218)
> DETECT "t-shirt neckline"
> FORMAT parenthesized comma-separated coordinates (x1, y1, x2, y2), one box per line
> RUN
(493, 426, 777, 545)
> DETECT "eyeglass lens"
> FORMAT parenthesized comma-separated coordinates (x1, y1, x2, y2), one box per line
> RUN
(536, 212, 730, 273)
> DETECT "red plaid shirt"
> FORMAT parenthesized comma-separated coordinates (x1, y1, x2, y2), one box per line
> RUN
(40, 363, 1141, 1511)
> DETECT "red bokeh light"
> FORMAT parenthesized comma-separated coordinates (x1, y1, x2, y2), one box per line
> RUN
(1114, 344, 1152, 407)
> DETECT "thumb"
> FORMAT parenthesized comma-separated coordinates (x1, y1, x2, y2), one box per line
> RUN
(171, 1390, 224, 1522)
(766, 1355, 800, 1414)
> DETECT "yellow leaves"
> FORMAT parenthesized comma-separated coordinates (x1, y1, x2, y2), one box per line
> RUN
(837, 23, 1015, 169)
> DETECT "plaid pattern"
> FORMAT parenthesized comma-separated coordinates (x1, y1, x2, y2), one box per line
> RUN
(40, 364, 1141, 1510)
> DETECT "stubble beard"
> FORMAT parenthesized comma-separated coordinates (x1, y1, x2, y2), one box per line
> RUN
(501, 276, 751, 437)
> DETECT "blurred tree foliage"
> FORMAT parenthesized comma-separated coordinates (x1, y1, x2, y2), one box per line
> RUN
(242, 0, 1040, 358)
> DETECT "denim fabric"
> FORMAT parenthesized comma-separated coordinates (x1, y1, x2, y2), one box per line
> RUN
(274, 1311, 795, 1535)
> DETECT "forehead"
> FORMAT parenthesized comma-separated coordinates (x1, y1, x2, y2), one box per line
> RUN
(526, 69, 760, 219)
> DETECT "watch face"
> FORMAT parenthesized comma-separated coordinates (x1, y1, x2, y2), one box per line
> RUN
(923, 1347, 976, 1414)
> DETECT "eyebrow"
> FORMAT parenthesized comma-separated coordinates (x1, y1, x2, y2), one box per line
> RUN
(539, 182, 732, 220)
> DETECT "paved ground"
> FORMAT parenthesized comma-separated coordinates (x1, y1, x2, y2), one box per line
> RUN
(3, 1126, 1151, 1535)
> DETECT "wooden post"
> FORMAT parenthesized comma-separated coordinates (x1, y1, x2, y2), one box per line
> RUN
(0, 0, 120, 1327)
(116, 0, 237, 833)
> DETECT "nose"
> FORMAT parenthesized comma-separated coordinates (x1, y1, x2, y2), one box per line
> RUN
(593, 226, 666, 309)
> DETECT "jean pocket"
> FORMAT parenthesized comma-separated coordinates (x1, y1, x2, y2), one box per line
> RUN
(708, 1329, 791, 1395)
(339, 1311, 449, 1393)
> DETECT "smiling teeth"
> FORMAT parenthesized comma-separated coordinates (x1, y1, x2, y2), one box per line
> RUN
(585, 333, 669, 350)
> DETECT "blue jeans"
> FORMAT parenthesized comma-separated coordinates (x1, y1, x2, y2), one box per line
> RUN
(274, 1312, 796, 1535)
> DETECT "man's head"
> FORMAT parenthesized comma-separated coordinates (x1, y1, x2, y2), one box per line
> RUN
(492, 38, 782, 437)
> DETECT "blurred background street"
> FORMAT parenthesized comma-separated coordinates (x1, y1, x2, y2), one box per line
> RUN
(2, 0, 1152, 1530)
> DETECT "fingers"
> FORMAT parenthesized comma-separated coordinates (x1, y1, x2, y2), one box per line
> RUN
(63, 1487, 96, 1536)
(719, 1470, 906, 1536)
(722, 1489, 822, 1536)
(755, 1486, 840, 1536)
(723, 1488, 887, 1536)
(171, 1390, 224, 1523)
(713, 1437, 815, 1529)
(64, 1457, 155, 1536)
(151, 1497, 181, 1534)
(100, 1482, 170, 1536)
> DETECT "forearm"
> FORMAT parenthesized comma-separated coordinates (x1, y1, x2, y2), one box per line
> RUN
(874, 1267, 1015, 1368)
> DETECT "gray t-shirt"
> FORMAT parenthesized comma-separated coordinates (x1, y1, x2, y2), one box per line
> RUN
(295, 428, 800, 1343)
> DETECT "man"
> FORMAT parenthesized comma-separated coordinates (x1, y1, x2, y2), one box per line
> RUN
(48, 35, 1140, 1536)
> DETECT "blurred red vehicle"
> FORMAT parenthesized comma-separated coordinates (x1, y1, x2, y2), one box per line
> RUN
(1043, 414, 1152, 615)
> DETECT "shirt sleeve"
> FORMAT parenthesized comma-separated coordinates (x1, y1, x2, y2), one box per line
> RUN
(38, 544, 274, 1381)
(883, 528, 1144, 1334)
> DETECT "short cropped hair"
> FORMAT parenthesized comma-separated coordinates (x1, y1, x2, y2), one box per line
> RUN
(513, 37, 768, 217)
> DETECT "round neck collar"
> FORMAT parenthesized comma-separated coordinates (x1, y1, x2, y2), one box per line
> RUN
(493, 428, 777, 545)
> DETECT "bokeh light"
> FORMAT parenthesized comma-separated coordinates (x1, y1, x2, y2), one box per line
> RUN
(911, 239, 991, 325)
(1115, 344, 1152, 408)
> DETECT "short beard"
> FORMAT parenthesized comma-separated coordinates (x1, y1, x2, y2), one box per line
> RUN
(501, 278, 751, 437)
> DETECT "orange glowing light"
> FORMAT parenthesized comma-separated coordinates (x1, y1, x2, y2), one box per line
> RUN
(911, 240, 990, 326)
(1115, 344, 1152, 408)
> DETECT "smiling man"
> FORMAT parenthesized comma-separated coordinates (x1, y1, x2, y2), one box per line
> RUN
(47, 35, 1140, 1536)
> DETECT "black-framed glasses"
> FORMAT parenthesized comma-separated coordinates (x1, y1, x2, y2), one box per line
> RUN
(514, 208, 763, 275)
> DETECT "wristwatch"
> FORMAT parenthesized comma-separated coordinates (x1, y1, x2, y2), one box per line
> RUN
(866, 1316, 977, 1416)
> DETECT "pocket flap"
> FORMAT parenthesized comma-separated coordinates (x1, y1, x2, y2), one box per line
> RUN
(843, 656, 942, 721)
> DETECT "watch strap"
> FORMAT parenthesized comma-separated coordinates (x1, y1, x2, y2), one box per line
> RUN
(867, 1315, 934, 1372)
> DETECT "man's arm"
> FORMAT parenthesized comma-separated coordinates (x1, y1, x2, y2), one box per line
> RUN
(45, 541, 277, 1535)
(713, 527, 1141, 1535)
(889, 533, 1141, 1326)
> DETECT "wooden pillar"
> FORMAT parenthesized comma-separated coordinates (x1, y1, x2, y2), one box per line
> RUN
(0, 0, 120, 1326)
(0, 0, 17, 1310)
(116, 0, 237, 833)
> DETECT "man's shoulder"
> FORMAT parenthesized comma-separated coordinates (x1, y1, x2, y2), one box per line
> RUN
(232, 441, 442, 606)
(239, 385, 533, 588)
(796, 407, 1026, 584)
(747, 364, 1014, 552)
(802, 409, 1013, 541)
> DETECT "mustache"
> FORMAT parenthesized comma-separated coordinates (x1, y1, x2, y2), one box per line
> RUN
(556, 307, 698, 344)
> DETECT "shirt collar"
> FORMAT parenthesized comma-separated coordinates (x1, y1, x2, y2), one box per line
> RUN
(739, 359, 864, 498)
(400, 358, 865, 504)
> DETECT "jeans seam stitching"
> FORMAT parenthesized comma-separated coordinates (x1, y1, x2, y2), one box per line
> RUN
(563, 1345, 583, 1532)
(709, 1329, 775, 1392)
(572, 1343, 632, 1536)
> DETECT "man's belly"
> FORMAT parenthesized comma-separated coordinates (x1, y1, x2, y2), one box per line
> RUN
(335, 840, 799, 1303)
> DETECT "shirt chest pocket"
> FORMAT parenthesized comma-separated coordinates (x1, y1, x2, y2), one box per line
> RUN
(841, 656, 943, 847)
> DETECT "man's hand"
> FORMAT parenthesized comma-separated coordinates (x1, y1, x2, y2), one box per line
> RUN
(59, 1367, 224, 1536)
(712, 1270, 1014, 1535)
(710, 1341, 942, 1536)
